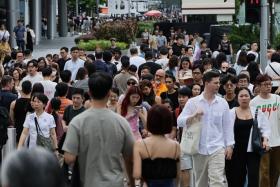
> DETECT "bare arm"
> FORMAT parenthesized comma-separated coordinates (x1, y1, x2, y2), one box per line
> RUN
(138, 108, 147, 129)
(18, 127, 29, 148)
(50, 128, 58, 149)
(230, 43, 233, 55)
(61, 119, 68, 132)
(133, 142, 142, 179)
(9, 100, 16, 125)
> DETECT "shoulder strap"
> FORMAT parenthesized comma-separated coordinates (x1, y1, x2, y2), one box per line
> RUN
(254, 108, 258, 123)
(269, 64, 280, 77)
(34, 117, 43, 135)
(142, 139, 151, 159)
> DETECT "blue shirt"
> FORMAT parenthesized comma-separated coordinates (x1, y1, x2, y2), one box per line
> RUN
(94, 60, 109, 73)
(13, 26, 26, 41)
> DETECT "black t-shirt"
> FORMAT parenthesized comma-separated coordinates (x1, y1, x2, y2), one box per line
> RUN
(160, 90, 179, 110)
(57, 58, 70, 72)
(63, 105, 85, 126)
(226, 98, 239, 109)
(172, 43, 186, 56)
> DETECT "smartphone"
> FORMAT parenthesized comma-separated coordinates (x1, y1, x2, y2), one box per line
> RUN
(135, 106, 143, 110)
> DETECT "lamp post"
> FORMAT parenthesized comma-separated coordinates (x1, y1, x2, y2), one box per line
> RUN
(76, 0, 79, 16)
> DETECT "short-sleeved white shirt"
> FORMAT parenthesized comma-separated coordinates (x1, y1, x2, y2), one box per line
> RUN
(23, 111, 56, 149)
(64, 58, 85, 81)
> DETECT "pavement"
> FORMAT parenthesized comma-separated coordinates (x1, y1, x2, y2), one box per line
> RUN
(32, 36, 76, 59)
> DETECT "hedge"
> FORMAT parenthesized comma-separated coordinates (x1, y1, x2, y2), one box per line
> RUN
(78, 39, 128, 51)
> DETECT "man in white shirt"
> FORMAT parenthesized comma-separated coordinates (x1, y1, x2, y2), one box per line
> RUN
(265, 52, 280, 93)
(129, 48, 145, 69)
(39, 67, 57, 100)
(155, 47, 169, 70)
(64, 46, 85, 81)
(250, 74, 280, 187)
(21, 59, 43, 85)
(247, 42, 259, 62)
(177, 70, 234, 187)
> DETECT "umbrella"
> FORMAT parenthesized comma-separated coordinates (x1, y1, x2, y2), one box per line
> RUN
(144, 10, 162, 17)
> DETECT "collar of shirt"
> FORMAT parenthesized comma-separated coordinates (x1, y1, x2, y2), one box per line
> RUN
(198, 92, 219, 104)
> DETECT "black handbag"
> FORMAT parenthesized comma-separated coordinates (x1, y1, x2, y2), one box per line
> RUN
(34, 117, 54, 151)
(251, 109, 265, 156)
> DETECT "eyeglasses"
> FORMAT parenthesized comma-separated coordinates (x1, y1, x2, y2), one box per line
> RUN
(127, 81, 136, 86)
(260, 82, 272, 87)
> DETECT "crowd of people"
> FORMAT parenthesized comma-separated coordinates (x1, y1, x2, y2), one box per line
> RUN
(0, 24, 279, 187)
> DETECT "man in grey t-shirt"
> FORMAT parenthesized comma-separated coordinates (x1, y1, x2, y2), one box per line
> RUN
(63, 72, 135, 187)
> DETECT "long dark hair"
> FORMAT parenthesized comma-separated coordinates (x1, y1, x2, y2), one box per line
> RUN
(121, 86, 143, 116)
(237, 51, 248, 67)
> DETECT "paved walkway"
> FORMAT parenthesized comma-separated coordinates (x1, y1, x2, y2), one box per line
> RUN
(32, 36, 76, 59)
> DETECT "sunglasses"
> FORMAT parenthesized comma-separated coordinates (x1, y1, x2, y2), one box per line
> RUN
(127, 81, 136, 86)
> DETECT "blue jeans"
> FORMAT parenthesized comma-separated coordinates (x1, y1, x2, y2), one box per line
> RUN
(16, 40, 25, 51)
(146, 179, 175, 187)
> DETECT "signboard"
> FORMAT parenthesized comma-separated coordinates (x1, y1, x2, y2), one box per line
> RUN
(182, 0, 235, 15)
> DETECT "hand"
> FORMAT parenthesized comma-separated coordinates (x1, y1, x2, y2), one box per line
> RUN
(262, 139, 270, 151)
(194, 108, 203, 118)
(63, 125, 68, 132)
(54, 150, 59, 158)
(275, 87, 280, 95)
(225, 146, 233, 160)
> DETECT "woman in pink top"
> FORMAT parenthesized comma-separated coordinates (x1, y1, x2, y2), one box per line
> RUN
(118, 86, 147, 140)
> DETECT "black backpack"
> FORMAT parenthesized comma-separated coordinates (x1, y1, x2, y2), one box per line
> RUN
(0, 106, 9, 147)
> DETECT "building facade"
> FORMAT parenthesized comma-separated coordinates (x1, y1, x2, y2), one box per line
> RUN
(0, 0, 68, 48)
(181, 0, 235, 22)
(108, 0, 148, 16)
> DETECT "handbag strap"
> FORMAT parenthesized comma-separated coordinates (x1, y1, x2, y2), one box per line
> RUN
(34, 117, 43, 135)
(269, 64, 280, 77)
(254, 108, 258, 125)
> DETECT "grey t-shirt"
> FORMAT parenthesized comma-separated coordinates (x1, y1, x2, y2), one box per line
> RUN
(63, 108, 135, 187)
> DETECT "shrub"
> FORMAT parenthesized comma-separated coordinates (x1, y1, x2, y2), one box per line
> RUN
(137, 21, 156, 37)
(95, 19, 138, 43)
(77, 40, 128, 51)
(74, 33, 96, 44)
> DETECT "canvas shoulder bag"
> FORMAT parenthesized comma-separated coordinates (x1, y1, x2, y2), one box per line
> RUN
(180, 106, 202, 155)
